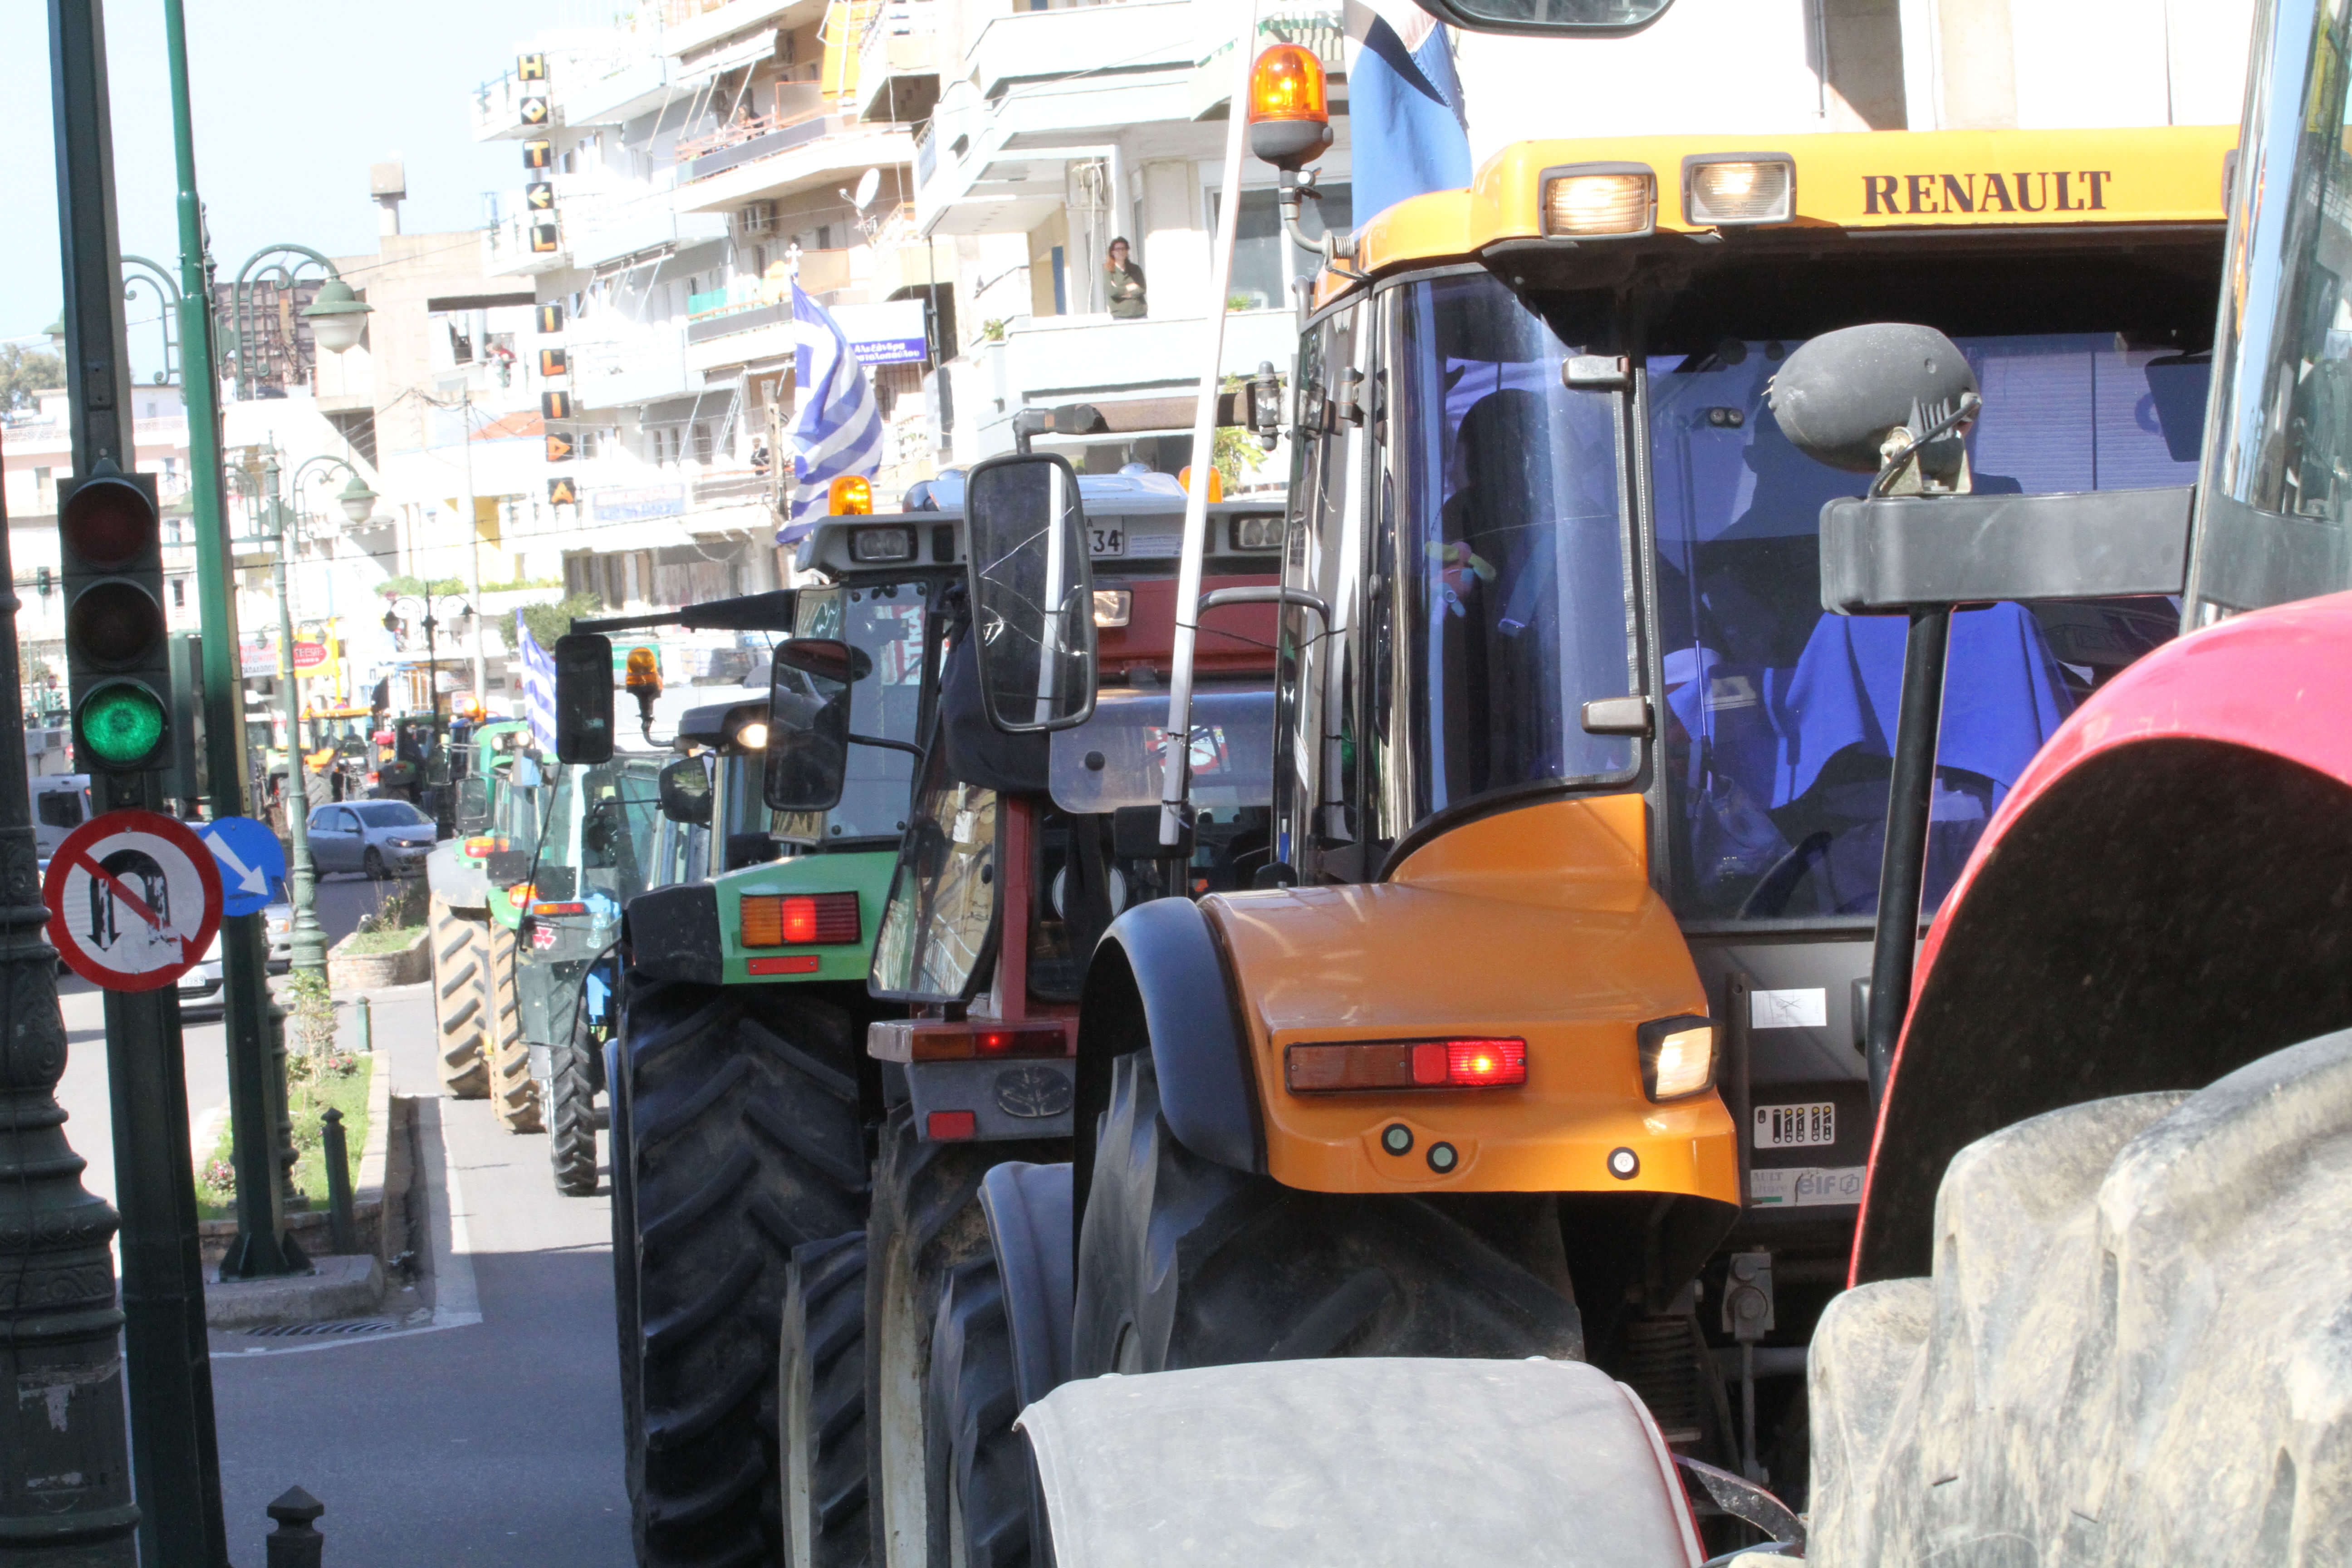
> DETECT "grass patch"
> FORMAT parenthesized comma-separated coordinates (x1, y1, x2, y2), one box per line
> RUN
(338, 926, 423, 956)
(196, 1046, 373, 1221)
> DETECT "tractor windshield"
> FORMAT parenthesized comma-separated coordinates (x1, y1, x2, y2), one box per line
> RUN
(1650, 334, 2205, 924)
(1387, 272, 1642, 820)
(794, 581, 928, 843)
(532, 760, 664, 915)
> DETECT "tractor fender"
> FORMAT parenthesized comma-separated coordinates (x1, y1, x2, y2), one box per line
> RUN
(978, 1161, 1075, 1408)
(1859, 592, 2352, 1284)
(1082, 897, 1264, 1176)
(621, 882, 723, 985)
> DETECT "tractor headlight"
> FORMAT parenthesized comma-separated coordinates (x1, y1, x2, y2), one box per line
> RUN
(1638, 1015, 1717, 1101)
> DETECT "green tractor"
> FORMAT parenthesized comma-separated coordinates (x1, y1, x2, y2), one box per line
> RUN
(425, 718, 545, 1110)
(564, 461, 1289, 1568)
(510, 701, 736, 1195)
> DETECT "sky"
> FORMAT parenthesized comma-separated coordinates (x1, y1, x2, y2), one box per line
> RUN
(2, 0, 626, 378)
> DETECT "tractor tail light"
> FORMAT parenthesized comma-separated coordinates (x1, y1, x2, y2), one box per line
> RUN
(741, 892, 862, 947)
(910, 1023, 1067, 1060)
(927, 1110, 977, 1142)
(1285, 1038, 1529, 1093)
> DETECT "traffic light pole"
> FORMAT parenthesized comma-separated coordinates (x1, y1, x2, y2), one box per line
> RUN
(51, 4, 234, 1565)
(164, 0, 305, 1285)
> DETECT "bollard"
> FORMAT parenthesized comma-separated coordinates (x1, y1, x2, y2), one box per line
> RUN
(265, 1486, 324, 1568)
(321, 1109, 357, 1255)
(353, 995, 372, 1054)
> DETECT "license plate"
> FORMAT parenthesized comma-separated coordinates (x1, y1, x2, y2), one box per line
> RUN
(1754, 1102, 1836, 1148)
(1089, 527, 1124, 557)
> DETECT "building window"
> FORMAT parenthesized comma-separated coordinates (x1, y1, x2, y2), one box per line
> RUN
(693, 422, 714, 465)
(171, 579, 186, 608)
(1222, 183, 1355, 311)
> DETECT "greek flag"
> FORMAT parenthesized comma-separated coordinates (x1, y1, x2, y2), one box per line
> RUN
(1341, 0, 1471, 223)
(518, 611, 558, 755)
(781, 279, 884, 546)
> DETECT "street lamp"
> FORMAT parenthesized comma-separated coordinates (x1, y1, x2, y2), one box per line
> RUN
(242, 448, 375, 982)
(220, 244, 372, 401)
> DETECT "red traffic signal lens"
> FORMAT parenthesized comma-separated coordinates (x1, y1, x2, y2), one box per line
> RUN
(67, 580, 166, 667)
(59, 475, 157, 570)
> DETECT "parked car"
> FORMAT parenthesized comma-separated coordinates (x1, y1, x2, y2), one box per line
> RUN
(307, 799, 436, 878)
(176, 884, 295, 1019)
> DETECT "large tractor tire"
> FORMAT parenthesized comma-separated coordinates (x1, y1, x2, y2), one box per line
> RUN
(781, 1233, 871, 1568)
(926, 1253, 1032, 1568)
(549, 1007, 600, 1197)
(608, 1029, 645, 1512)
(1808, 1027, 2352, 1567)
(862, 1109, 1063, 1568)
(429, 894, 490, 1099)
(622, 978, 869, 1568)
(489, 920, 542, 1134)
(1074, 1051, 1584, 1376)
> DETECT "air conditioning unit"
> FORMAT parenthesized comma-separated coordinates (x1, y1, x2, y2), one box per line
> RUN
(739, 201, 777, 235)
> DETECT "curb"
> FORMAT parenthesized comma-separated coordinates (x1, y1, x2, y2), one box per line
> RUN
(199, 1011, 416, 1326)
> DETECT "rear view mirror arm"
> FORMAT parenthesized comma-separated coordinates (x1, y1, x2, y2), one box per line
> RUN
(847, 732, 925, 759)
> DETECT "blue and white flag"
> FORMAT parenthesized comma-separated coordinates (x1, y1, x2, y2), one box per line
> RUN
(518, 611, 558, 756)
(781, 279, 884, 547)
(1341, 0, 1472, 223)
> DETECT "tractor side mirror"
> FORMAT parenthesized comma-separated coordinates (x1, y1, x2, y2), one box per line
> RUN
(554, 633, 615, 764)
(657, 755, 711, 827)
(453, 776, 490, 833)
(764, 640, 862, 813)
(963, 451, 1096, 734)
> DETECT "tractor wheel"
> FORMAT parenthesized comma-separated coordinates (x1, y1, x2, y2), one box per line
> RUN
(926, 1253, 1033, 1568)
(548, 1013, 600, 1197)
(781, 1233, 871, 1568)
(862, 1108, 1063, 1568)
(429, 894, 490, 1099)
(609, 1029, 645, 1511)
(622, 977, 869, 1568)
(488, 919, 541, 1134)
(1074, 1050, 1583, 1376)
(1808, 1032, 2352, 1564)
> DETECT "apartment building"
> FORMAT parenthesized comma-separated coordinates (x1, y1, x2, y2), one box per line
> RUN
(466, 0, 955, 625)
(914, 0, 1351, 474)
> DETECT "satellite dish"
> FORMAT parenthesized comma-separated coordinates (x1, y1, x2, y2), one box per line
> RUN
(852, 168, 881, 211)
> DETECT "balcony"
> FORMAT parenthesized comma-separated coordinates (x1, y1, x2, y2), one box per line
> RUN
(571, 324, 695, 410)
(965, 0, 1194, 100)
(558, 50, 676, 126)
(657, 0, 823, 63)
(484, 211, 570, 276)
(472, 69, 561, 142)
(561, 182, 732, 271)
(675, 104, 916, 213)
(855, 0, 941, 123)
(966, 307, 1298, 456)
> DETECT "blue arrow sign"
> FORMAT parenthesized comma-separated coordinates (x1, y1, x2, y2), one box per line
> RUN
(197, 816, 289, 918)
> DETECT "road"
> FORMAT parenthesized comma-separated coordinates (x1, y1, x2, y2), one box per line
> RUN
(49, 870, 635, 1565)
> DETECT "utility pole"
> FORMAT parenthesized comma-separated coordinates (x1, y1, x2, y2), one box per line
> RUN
(165, 0, 304, 1284)
(50, 3, 233, 1564)
(461, 390, 488, 709)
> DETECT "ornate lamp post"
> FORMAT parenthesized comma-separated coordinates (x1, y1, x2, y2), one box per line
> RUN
(219, 244, 372, 401)
(257, 451, 374, 981)
(381, 592, 474, 823)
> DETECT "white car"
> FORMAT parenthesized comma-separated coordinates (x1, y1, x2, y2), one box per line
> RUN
(175, 888, 296, 1019)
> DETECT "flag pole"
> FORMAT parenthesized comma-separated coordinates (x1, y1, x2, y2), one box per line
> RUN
(1159, 0, 1260, 848)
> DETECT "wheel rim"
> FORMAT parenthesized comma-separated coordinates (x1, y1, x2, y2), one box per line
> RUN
(876, 1237, 929, 1568)
(785, 1325, 813, 1566)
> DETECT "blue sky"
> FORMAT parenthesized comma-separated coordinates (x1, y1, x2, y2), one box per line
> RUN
(2, 0, 615, 377)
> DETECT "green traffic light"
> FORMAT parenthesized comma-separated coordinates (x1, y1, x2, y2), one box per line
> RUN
(80, 681, 166, 766)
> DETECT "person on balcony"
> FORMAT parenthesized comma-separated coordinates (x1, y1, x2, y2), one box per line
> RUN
(1106, 239, 1147, 319)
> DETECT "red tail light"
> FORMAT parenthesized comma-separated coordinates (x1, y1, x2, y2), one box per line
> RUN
(911, 1022, 1068, 1060)
(740, 892, 862, 947)
(749, 955, 821, 976)
(529, 901, 588, 916)
(1285, 1037, 1530, 1093)
(927, 1110, 977, 1142)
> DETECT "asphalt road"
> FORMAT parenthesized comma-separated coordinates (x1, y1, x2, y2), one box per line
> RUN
(49, 872, 635, 1565)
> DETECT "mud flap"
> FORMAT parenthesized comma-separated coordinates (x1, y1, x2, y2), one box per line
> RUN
(977, 1161, 1075, 1407)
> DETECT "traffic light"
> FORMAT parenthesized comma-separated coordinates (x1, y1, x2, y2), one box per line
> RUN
(57, 468, 175, 781)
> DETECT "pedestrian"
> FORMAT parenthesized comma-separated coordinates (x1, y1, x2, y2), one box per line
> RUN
(1106, 238, 1147, 319)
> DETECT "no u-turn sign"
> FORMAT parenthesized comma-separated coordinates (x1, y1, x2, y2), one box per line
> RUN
(43, 810, 224, 991)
